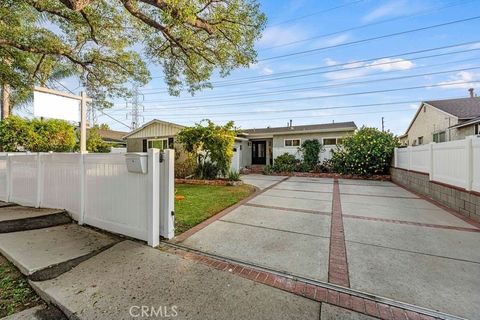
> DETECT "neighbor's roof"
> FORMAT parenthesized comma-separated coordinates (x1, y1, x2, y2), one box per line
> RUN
(449, 115, 480, 129)
(90, 129, 128, 142)
(242, 121, 357, 136)
(123, 119, 185, 138)
(424, 97, 480, 119)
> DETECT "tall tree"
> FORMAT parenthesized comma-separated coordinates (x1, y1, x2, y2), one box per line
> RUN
(0, 0, 266, 116)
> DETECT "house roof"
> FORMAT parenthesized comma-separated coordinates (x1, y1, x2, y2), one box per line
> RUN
(449, 116, 480, 129)
(242, 121, 357, 136)
(424, 97, 480, 119)
(90, 129, 128, 142)
(123, 119, 185, 139)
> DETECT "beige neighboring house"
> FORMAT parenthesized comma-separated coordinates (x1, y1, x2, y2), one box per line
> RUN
(123, 119, 357, 171)
(400, 92, 480, 146)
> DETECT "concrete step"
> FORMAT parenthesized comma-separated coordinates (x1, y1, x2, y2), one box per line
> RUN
(0, 206, 72, 233)
(0, 201, 17, 208)
(2, 305, 66, 320)
(0, 224, 119, 281)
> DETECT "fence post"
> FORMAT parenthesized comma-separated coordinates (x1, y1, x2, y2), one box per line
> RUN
(79, 154, 86, 225)
(6, 155, 11, 203)
(428, 143, 434, 181)
(394, 148, 398, 168)
(159, 149, 175, 240)
(147, 148, 160, 247)
(35, 153, 44, 208)
(465, 136, 473, 191)
(407, 147, 412, 171)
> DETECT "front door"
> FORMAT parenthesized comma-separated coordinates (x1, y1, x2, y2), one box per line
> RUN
(252, 141, 266, 165)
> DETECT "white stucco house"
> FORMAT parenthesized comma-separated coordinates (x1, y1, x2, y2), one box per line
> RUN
(123, 119, 357, 171)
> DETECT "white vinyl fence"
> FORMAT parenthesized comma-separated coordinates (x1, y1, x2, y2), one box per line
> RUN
(394, 136, 479, 192)
(0, 149, 174, 246)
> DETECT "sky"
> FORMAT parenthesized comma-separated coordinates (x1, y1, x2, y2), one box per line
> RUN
(35, 0, 480, 134)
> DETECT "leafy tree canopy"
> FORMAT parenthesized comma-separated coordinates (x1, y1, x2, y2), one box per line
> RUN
(177, 119, 236, 177)
(84, 126, 111, 152)
(0, 0, 266, 109)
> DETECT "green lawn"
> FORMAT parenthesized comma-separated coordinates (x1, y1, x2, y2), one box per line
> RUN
(0, 256, 40, 317)
(175, 184, 255, 234)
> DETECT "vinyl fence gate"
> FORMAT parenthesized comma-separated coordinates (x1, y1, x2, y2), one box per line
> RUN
(0, 149, 174, 247)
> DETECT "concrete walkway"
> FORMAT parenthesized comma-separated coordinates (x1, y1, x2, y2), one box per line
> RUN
(174, 175, 480, 319)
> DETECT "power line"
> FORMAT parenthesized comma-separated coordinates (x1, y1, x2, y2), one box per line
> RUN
(267, 0, 365, 27)
(125, 80, 480, 112)
(51, 79, 132, 129)
(143, 40, 480, 90)
(127, 65, 480, 107)
(130, 55, 480, 106)
(260, 15, 480, 61)
(259, 0, 475, 51)
(151, 108, 415, 124)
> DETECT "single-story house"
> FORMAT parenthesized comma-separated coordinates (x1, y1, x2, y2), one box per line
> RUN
(92, 128, 128, 148)
(400, 90, 480, 146)
(237, 121, 357, 167)
(123, 119, 357, 171)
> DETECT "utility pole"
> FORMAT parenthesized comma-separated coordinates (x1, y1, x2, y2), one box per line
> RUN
(381, 117, 385, 132)
(1, 83, 10, 120)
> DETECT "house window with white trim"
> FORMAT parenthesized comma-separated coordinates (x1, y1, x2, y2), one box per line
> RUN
(323, 138, 338, 145)
(284, 139, 300, 147)
(147, 138, 168, 150)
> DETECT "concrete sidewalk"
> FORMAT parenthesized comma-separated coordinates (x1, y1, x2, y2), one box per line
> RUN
(31, 240, 321, 320)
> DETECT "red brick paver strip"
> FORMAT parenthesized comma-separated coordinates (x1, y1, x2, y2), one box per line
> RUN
(328, 178, 350, 287)
(162, 244, 444, 320)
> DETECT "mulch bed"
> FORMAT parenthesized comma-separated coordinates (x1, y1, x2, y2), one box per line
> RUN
(175, 178, 243, 186)
(256, 172, 391, 181)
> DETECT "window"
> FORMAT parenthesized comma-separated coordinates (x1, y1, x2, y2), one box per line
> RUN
(475, 123, 479, 135)
(418, 136, 424, 145)
(336, 138, 344, 145)
(284, 139, 300, 147)
(433, 131, 446, 143)
(147, 138, 168, 150)
(323, 138, 338, 145)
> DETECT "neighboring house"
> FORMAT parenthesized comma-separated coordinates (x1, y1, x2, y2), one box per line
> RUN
(123, 119, 357, 171)
(92, 129, 128, 148)
(123, 119, 185, 152)
(400, 91, 480, 146)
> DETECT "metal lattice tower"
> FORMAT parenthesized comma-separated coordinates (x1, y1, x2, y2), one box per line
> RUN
(126, 86, 144, 130)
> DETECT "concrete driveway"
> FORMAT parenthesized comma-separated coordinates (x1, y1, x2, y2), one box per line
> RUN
(176, 174, 480, 319)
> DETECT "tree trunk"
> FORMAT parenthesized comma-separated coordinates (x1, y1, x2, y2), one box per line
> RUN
(1, 83, 10, 120)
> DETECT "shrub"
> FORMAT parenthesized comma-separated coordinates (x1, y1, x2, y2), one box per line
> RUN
(331, 127, 399, 175)
(177, 119, 236, 178)
(273, 153, 297, 172)
(315, 159, 334, 173)
(195, 161, 220, 180)
(84, 127, 111, 153)
(0, 116, 76, 152)
(298, 139, 324, 171)
(227, 170, 241, 181)
(262, 164, 274, 175)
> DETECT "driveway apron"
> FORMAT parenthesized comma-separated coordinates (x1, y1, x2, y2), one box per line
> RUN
(179, 175, 333, 282)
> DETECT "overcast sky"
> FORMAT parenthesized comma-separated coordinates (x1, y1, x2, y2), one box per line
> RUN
(51, 0, 480, 134)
